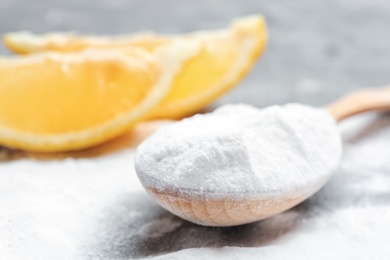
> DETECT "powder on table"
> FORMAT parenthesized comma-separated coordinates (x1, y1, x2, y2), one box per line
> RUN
(135, 104, 342, 200)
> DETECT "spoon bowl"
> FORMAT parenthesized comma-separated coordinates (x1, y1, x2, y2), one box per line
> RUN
(137, 86, 390, 226)
(143, 178, 329, 226)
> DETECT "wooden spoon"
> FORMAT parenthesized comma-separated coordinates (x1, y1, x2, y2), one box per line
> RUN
(137, 87, 390, 226)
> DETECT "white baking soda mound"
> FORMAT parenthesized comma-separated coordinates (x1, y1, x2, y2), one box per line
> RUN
(135, 104, 342, 218)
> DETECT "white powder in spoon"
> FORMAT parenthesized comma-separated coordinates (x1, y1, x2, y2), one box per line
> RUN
(135, 104, 342, 200)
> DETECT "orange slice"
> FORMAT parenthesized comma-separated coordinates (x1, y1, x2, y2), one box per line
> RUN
(4, 15, 267, 119)
(155, 16, 267, 119)
(0, 42, 196, 152)
(3, 32, 170, 54)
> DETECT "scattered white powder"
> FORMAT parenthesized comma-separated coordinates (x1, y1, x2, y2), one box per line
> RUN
(135, 104, 342, 199)
(1, 111, 390, 259)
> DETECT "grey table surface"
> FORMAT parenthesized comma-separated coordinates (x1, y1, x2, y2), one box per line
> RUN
(1, 0, 390, 259)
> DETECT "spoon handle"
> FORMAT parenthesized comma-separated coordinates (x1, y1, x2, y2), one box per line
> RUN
(327, 86, 390, 122)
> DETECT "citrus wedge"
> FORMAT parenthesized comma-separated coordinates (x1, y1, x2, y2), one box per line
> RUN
(3, 32, 170, 54)
(155, 16, 267, 119)
(0, 43, 196, 152)
(4, 15, 267, 119)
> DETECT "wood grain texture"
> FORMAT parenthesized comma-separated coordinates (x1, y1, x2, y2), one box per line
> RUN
(146, 187, 316, 226)
(327, 86, 390, 122)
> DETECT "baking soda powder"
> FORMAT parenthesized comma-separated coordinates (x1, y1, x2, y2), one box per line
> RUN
(136, 104, 342, 200)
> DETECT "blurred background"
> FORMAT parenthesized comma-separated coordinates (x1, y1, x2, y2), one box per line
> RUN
(1, 1, 390, 259)
(1, 0, 390, 109)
